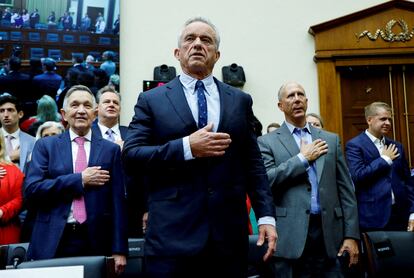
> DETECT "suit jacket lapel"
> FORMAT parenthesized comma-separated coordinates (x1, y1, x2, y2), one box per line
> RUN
(277, 124, 300, 156)
(361, 132, 380, 157)
(310, 127, 325, 182)
(215, 79, 233, 132)
(89, 131, 103, 166)
(165, 77, 198, 130)
(60, 131, 74, 172)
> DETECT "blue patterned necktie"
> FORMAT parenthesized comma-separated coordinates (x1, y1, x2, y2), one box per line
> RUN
(106, 129, 115, 142)
(195, 80, 207, 129)
(294, 127, 320, 214)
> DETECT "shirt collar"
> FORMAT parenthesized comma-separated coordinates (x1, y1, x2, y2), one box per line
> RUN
(69, 128, 92, 141)
(284, 121, 312, 135)
(365, 129, 384, 145)
(1, 127, 20, 138)
(97, 122, 120, 136)
(179, 72, 215, 95)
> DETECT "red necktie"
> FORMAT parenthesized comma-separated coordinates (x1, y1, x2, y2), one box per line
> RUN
(72, 137, 87, 223)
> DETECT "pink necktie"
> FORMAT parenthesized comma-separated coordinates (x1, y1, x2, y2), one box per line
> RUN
(73, 137, 87, 223)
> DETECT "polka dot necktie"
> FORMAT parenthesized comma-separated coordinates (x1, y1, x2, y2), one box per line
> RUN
(195, 80, 208, 129)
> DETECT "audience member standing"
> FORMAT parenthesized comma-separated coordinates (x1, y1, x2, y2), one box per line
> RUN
(81, 13, 91, 32)
(306, 112, 324, 129)
(0, 94, 35, 174)
(32, 58, 63, 100)
(0, 57, 31, 106)
(345, 101, 414, 232)
(122, 17, 276, 277)
(92, 86, 145, 237)
(20, 95, 61, 136)
(258, 81, 360, 277)
(95, 16, 106, 34)
(29, 8, 40, 28)
(100, 51, 116, 77)
(24, 85, 128, 274)
(0, 130, 24, 245)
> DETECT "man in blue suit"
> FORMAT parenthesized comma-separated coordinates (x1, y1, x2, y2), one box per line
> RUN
(122, 17, 277, 277)
(346, 101, 414, 232)
(24, 85, 128, 274)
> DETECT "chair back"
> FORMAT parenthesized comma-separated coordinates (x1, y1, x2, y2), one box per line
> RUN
(17, 256, 115, 278)
(120, 238, 145, 277)
(362, 231, 414, 277)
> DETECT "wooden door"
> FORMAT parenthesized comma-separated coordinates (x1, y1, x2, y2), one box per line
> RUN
(339, 65, 414, 168)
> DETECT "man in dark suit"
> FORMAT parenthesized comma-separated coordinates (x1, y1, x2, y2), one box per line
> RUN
(345, 101, 414, 232)
(258, 82, 360, 277)
(92, 85, 145, 237)
(24, 85, 128, 275)
(122, 17, 276, 277)
(0, 57, 32, 116)
(32, 58, 63, 100)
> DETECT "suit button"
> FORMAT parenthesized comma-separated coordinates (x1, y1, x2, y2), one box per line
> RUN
(305, 209, 310, 214)
(208, 188, 214, 195)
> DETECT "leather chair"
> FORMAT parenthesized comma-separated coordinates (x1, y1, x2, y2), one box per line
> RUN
(361, 231, 414, 277)
(120, 238, 145, 277)
(17, 256, 115, 278)
(30, 48, 44, 59)
(247, 235, 268, 278)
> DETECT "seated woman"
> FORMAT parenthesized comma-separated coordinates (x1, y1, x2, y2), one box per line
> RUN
(20, 95, 61, 136)
(0, 130, 25, 244)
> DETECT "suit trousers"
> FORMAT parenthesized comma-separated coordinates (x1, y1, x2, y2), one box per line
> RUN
(55, 223, 91, 258)
(269, 215, 343, 278)
(145, 236, 248, 278)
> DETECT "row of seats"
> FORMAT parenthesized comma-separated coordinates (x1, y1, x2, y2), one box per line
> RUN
(0, 31, 113, 45)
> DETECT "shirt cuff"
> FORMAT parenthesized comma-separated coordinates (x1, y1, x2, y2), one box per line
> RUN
(409, 213, 414, 220)
(257, 216, 276, 227)
(297, 153, 310, 169)
(381, 155, 393, 165)
(183, 136, 194, 160)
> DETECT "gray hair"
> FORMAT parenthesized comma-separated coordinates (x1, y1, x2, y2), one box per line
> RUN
(277, 82, 306, 101)
(62, 85, 96, 111)
(35, 121, 65, 140)
(177, 17, 220, 50)
(96, 85, 121, 103)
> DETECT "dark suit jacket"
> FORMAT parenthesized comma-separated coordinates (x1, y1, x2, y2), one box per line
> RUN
(122, 76, 275, 256)
(0, 71, 31, 101)
(258, 123, 360, 259)
(345, 132, 414, 230)
(92, 122, 145, 237)
(24, 130, 128, 260)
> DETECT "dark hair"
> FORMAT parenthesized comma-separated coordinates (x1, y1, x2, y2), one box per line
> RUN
(0, 94, 22, 112)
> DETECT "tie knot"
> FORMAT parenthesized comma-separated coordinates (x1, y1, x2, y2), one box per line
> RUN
(195, 80, 205, 90)
(74, 136, 86, 146)
(6, 135, 14, 139)
(106, 129, 113, 136)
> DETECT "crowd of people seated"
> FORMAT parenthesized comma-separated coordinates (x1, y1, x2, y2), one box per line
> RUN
(0, 6, 119, 35)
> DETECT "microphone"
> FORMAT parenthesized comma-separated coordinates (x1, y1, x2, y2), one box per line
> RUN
(11, 246, 26, 269)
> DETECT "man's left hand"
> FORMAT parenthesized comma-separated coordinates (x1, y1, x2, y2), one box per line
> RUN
(337, 238, 359, 267)
(257, 224, 277, 262)
(112, 254, 126, 275)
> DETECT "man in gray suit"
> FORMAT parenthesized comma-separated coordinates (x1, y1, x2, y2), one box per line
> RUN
(258, 82, 360, 277)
